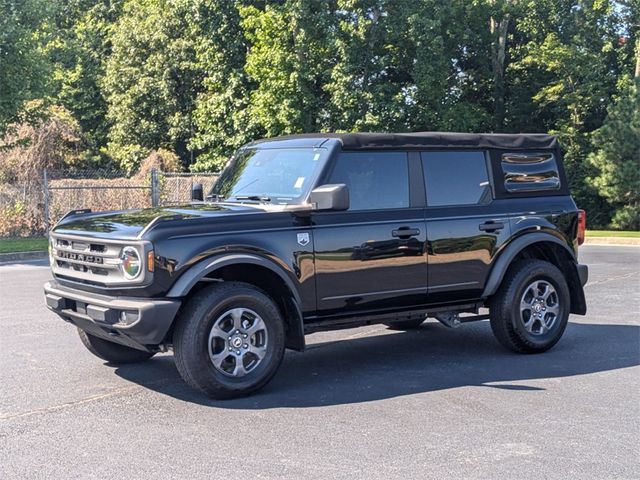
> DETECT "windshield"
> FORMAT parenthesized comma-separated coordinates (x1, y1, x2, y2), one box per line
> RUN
(210, 147, 328, 204)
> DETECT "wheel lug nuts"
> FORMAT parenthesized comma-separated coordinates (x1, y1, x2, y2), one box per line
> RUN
(236, 350, 241, 355)
(242, 334, 248, 338)
(243, 344, 248, 349)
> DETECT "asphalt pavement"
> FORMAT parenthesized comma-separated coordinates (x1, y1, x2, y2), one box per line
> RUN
(0, 245, 638, 479)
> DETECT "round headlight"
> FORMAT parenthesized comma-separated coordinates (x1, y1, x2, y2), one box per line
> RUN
(120, 246, 141, 279)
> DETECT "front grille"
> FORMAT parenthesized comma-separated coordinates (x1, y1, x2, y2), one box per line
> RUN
(50, 233, 149, 287)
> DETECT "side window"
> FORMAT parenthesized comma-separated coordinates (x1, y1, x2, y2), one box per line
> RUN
(422, 151, 491, 207)
(327, 152, 409, 210)
(501, 152, 560, 192)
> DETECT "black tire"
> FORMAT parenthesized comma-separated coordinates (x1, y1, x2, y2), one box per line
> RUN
(489, 259, 570, 354)
(384, 318, 425, 330)
(78, 328, 155, 364)
(173, 282, 285, 399)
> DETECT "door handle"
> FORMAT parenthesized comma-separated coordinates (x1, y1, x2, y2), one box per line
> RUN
(392, 227, 421, 238)
(478, 221, 504, 232)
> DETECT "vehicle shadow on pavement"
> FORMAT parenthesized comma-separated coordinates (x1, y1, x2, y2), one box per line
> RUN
(114, 321, 640, 408)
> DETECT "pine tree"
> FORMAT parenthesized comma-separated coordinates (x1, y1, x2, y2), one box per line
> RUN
(588, 79, 640, 230)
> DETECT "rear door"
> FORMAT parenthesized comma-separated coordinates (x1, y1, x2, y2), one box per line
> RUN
(421, 151, 511, 303)
(312, 151, 428, 317)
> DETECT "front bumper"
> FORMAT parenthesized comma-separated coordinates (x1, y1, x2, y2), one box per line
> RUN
(44, 280, 181, 351)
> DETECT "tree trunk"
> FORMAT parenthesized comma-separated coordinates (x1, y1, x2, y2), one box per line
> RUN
(359, 7, 381, 123)
(490, 13, 509, 131)
(635, 37, 639, 78)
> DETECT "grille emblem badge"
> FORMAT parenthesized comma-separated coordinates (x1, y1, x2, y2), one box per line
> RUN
(297, 233, 310, 246)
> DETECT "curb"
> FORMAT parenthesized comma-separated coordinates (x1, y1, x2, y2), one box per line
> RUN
(0, 251, 48, 264)
(584, 237, 640, 246)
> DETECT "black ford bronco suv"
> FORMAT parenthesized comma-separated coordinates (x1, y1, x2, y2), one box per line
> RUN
(44, 132, 588, 399)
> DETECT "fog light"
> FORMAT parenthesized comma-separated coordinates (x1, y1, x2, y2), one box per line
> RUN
(118, 310, 139, 326)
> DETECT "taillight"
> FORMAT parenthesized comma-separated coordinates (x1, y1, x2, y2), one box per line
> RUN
(577, 209, 586, 246)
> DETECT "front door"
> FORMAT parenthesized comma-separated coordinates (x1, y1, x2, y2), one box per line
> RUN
(312, 151, 428, 317)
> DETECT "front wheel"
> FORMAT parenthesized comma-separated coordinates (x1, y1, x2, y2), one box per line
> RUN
(173, 282, 285, 399)
(489, 259, 570, 353)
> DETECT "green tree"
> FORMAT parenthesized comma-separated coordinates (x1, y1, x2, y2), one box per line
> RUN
(190, 0, 338, 171)
(506, 0, 628, 225)
(321, 0, 493, 133)
(241, 0, 336, 135)
(588, 79, 640, 230)
(189, 0, 257, 171)
(103, 0, 204, 172)
(47, 0, 123, 162)
(325, 0, 415, 131)
(0, 0, 51, 135)
(408, 0, 493, 131)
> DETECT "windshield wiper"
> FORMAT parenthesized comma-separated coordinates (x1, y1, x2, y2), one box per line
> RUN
(233, 195, 272, 203)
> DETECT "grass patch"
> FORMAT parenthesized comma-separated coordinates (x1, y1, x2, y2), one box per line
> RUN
(0, 237, 48, 254)
(586, 230, 640, 238)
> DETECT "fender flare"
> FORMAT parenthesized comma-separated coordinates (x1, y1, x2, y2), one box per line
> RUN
(167, 253, 305, 351)
(482, 232, 576, 298)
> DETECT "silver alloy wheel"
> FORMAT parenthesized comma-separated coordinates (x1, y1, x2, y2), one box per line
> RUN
(207, 308, 268, 377)
(519, 280, 560, 335)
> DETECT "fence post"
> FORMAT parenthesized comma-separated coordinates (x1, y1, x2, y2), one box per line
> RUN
(150, 168, 159, 207)
(43, 168, 50, 235)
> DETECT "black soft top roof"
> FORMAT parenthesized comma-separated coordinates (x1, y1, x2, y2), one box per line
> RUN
(251, 132, 558, 151)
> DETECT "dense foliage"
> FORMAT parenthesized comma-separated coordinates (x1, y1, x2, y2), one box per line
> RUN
(0, 0, 638, 228)
(0, 0, 51, 135)
(588, 79, 640, 229)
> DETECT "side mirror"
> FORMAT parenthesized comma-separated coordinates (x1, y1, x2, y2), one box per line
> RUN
(191, 183, 203, 201)
(309, 184, 349, 211)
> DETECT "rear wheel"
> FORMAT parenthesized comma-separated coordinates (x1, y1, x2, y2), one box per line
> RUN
(173, 282, 285, 399)
(489, 259, 570, 353)
(78, 329, 155, 364)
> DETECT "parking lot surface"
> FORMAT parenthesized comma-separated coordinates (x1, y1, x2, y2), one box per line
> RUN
(1, 245, 638, 479)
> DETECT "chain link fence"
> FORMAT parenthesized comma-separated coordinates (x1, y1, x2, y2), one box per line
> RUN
(158, 172, 220, 205)
(0, 169, 218, 238)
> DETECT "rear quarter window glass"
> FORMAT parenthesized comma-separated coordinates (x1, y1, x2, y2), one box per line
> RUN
(421, 151, 491, 206)
(501, 152, 560, 192)
(328, 152, 409, 210)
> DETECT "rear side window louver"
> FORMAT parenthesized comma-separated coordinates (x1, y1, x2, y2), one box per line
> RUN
(501, 152, 560, 193)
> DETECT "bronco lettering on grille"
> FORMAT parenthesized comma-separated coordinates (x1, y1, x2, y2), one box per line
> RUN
(58, 251, 104, 264)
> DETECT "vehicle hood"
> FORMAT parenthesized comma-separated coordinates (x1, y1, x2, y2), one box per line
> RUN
(52, 203, 270, 240)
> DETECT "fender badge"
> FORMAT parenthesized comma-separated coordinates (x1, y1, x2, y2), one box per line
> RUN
(297, 232, 310, 247)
